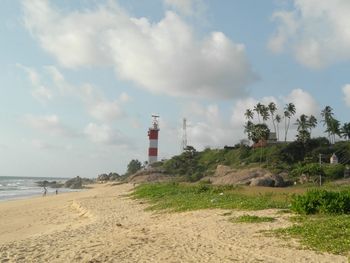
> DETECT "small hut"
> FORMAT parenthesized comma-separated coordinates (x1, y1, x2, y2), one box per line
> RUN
(330, 153, 338, 164)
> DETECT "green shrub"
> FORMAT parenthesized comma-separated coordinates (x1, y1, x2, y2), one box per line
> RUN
(323, 164, 344, 180)
(291, 189, 350, 214)
(290, 163, 323, 178)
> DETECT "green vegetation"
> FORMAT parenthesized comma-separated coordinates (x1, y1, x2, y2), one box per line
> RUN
(274, 215, 350, 255)
(291, 189, 350, 215)
(230, 215, 275, 223)
(132, 182, 290, 212)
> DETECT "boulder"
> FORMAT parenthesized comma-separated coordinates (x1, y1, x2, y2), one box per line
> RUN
(250, 176, 275, 187)
(249, 174, 286, 187)
(64, 176, 83, 189)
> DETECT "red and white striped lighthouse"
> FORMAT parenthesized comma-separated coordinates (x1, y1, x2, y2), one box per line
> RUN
(148, 115, 159, 165)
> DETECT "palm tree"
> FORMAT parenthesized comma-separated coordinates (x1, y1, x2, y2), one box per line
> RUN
(341, 122, 350, 140)
(260, 105, 270, 124)
(295, 114, 312, 144)
(253, 103, 263, 123)
(275, 114, 282, 141)
(268, 102, 277, 134)
(327, 118, 340, 144)
(244, 121, 254, 142)
(321, 106, 340, 144)
(308, 115, 317, 137)
(295, 114, 309, 132)
(244, 109, 254, 121)
(284, 103, 296, 142)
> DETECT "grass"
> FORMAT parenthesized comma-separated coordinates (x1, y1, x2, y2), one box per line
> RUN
(132, 182, 290, 212)
(273, 215, 350, 256)
(132, 182, 350, 256)
(230, 215, 275, 223)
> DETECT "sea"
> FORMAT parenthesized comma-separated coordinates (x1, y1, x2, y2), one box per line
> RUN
(0, 176, 80, 202)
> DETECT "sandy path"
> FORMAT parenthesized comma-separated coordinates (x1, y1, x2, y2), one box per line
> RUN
(0, 184, 347, 263)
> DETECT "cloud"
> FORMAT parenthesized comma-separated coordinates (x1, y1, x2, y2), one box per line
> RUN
(80, 84, 126, 122)
(283, 88, 319, 116)
(269, 0, 350, 68)
(22, 0, 257, 99)
(17, 64, 53, 103)
(343, 84, 350, 107)
(84, 123, 129, 146)
(24, 114, 75, 137)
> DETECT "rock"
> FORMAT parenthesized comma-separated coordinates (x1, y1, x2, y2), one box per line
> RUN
(64, 176, 83, 189)
(250, 176, 275, 187)
(250, 174, 287, 187)
(270, 174, 285, 187)
(97, 172, 121, 182)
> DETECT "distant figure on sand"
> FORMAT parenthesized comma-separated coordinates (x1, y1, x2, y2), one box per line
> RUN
(43, 187, 47, 197)
(55, 189, 58, 195)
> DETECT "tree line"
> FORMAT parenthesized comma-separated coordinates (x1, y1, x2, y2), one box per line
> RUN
(244, 103, 350, 144)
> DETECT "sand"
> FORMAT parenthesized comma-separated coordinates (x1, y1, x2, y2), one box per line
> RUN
(0, 183, 347, 263)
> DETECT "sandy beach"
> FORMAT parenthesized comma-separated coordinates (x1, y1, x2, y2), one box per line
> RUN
(0, 183, 347, 263)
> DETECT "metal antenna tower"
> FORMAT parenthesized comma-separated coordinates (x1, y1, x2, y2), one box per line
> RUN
(181, 118, 187, 152)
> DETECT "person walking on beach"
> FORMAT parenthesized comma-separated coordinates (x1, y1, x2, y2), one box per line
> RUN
(55, 189, 58, 195)
(43, 186, 47, 197)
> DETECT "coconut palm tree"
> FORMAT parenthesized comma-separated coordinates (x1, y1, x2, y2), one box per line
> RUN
(284, 103, 296, 142)
(268, 102, 277, 134)
(321, 106, 334, 140)
(327, 118, 341, 144)
(308, 115, 317, 137)
(275, 114, 282, 141)
(253, 103, 263, 123)
(244, 109, 254, 121)
(260, 105, 270, 124)
(341, 122, 350, 140)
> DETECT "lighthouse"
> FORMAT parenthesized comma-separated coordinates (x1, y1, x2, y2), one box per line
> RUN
(148, 115, 160, 165)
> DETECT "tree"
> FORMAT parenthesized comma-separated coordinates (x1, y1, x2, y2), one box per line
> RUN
(244, 121, 254, 142)
(327, 118, 341, 144)
(260, 105, 270, 123)
(254, 103, 264, 123)
(308, 115, 318, 136)
(268, 102, 277, 135)
(251, 123, 270, 143)
(321, 106, 340, 144)
(341, 122, 350, 140)
(284, 103, 296, 142)
(295, 114, 311, 144)
(126, 159, 142, 175)
(244, 109, 254, 121)
(275, 114, 282, 141)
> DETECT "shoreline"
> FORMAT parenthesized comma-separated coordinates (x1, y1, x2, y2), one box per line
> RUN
(0, 183, 347, 262)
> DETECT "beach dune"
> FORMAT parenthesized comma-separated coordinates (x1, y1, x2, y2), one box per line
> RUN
(0, 184, 347, 262)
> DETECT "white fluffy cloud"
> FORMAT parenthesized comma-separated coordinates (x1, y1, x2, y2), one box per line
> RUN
(283, 88, 319, 116)
(343, 84, 350, 107)
(17, 64, 53, 103)
(22, 0, 256, 99)
(80, 85, 126, 122)
(269, 0, 350, 68)
(24, 114, 74, 137)
(84, 123, 128, 145)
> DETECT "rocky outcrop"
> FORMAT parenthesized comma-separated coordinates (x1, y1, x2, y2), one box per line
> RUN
(127, 168, 171, 183)
(97, 173, 121, 182)
(36, 180, 64, 188)
(208, 165, 289, 187)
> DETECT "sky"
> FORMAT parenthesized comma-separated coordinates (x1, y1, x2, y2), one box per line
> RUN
(1, 0, 350, 178)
